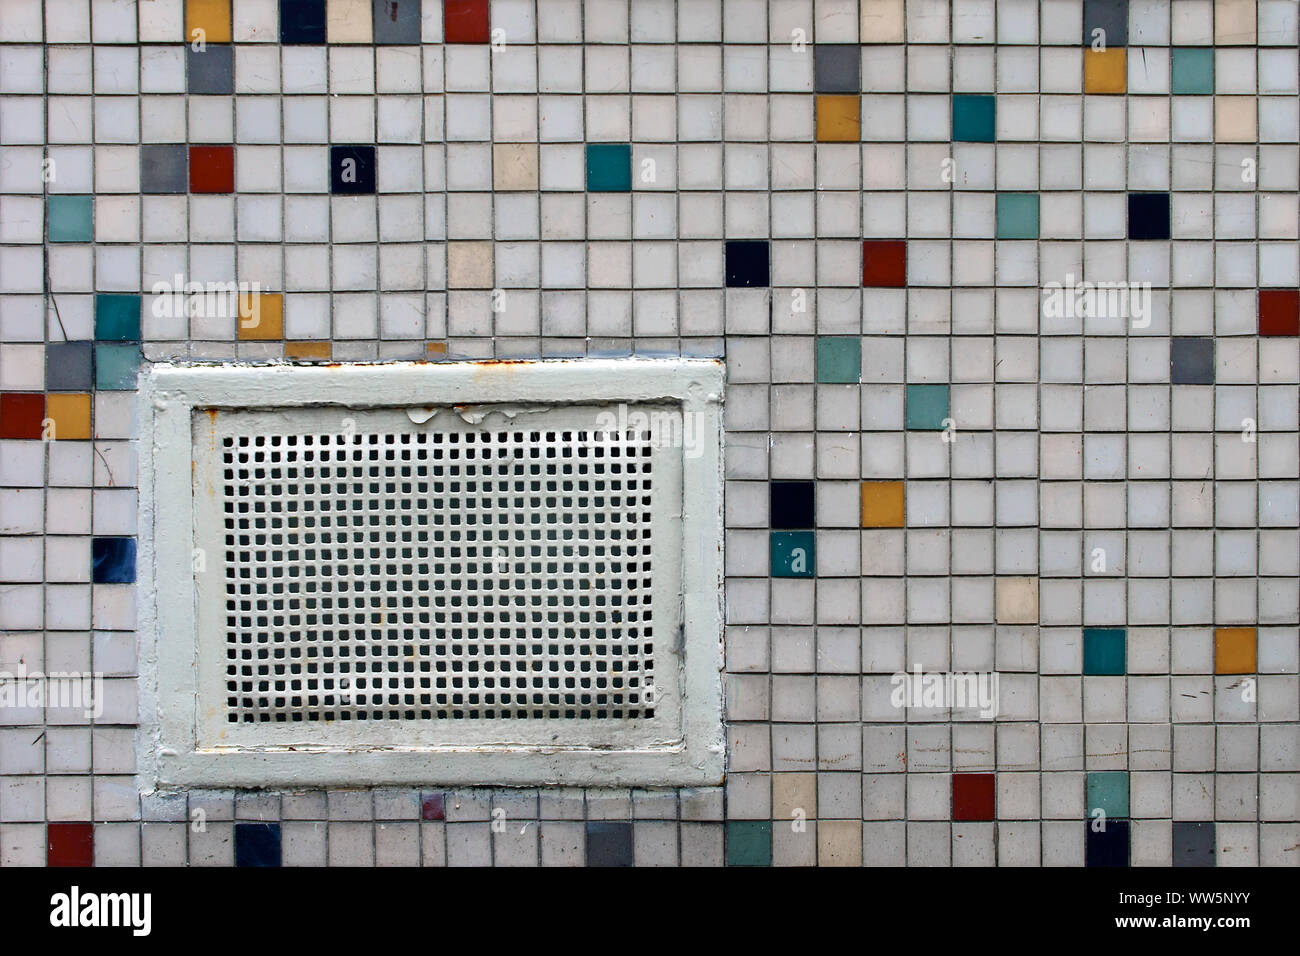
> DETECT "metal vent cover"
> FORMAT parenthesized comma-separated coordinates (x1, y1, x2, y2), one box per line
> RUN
(140, 361, 725, 787)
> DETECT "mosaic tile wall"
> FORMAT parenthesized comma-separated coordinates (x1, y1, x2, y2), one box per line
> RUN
(0, 0, 1298, 867)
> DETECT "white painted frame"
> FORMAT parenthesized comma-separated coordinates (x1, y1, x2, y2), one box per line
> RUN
(137, 359, 726, 789)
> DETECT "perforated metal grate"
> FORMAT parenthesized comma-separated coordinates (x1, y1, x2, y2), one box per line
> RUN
(218, 421, 659, 723)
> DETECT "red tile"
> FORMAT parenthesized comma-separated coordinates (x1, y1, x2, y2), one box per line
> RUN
(1259, 289, 1299, 336)
(443, 0, 489, 43)
(0, 392, 45, 439)
(189, 145, 235, 193)
(48, 822, 94, 867)
(421, 792, 445, 820)
(952, 773, 995, 821)
(863, 240, 906, 288)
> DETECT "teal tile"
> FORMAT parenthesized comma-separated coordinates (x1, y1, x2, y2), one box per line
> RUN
(1086, 771, 1129, 819)
(905, 384, 949, 430)
(771, 531, 814, 578)
(996, 193, 1039, 239)
(1083, 628, 1126, 676)
(47, 196, 93, 242)
(585, 143, 631, 192)
(815, 336, 860, 383)
(95, 343, 140, 390)
(95, 295, 141, 341)
(726, 821, 772, 866)
(952, 94, 995, 142)
(1171, 47, 1213, 95)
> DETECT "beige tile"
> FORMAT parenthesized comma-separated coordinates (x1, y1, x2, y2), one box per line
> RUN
(860, 0, 904, 42)
(817, 819, 862, 866)
(995, 577, 1039, 624)
(327, 0, 373, 43)
(1215, 96, 1257, 142)
(493, 143, 539, 191)
(772, 772, 817, 821)
(1214, 0, 1256, 44)
(447, 241, 495, 288)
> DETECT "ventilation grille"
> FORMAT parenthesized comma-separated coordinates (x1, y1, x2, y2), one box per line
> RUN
(220, 425, 657, 723)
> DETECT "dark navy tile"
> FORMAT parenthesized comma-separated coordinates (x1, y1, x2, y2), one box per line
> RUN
(725, 240, 769, 288)
(814, 44, 860, 93)
(1172, 822, 1215, 867)
(235, 823, 282, 867)
(1086, 820, 1130, 867)
(585, 821, 633, 867)
(281, 0, 327, 44)
(45, 341, 94, 391)
(770, 481, 815, 529)
(330, 145, 377, 195)
(374, 0, 422, 44)
(1128, 192, 1170, 240)
(92, 537, 136, 584)
(1171, 337, 1214, 385)
(187, 44, 234, 94)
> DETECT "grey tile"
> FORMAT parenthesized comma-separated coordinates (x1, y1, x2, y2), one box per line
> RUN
(814, 44, 860, 93)
(141, 144, 188, 194)
(187, 44, 233, 94)
(1084, 0, 1128, 47)
(45, 341, 93, 390)
(373, 0, 422, 44)
(1172, 821, 1215, 867)
(585, 821, 633, 866)
(1171, 337, 1214, 385)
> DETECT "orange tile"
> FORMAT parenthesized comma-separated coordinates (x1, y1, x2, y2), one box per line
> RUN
(237, 292, 283, 341)
(426, 342, 448, 356)
(861, 481, 904, 527)
(1084, 49, 1126, 94)
(44, 393, 91, 440)
(816, 95, 860, 142)
(186, 0, 232, 45)
(1214, 628, 1257, 675)
(284, 341, 331, 360)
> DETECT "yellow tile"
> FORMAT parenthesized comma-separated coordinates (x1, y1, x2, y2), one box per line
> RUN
(1214, 627, 1257, 675)
(327, 0, 373, 43)
(237, 292, 283, 341)
(1084, 48, 1126, 94)
(1215, 96, 1257, 142)
(45, 393, 91, 441)
(426, 342, 448, 356)
(861, 481, 904, 528)
(860, 0, 905, 43)
(447, 242, 494, 289)
(284, 341, 331, 360)
(773, 773, 817, 822)
(1215, 0, 1256, 45)
(185, 0, 232, 45)
(816, 94, 860, 142)
(817, 820, 862, 867)
(995, 577, 1038, 624)
(493, 143, 539, 191)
